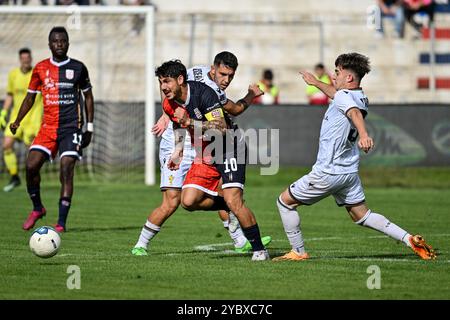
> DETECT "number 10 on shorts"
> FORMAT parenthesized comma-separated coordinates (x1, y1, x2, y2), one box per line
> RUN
(224, 158, 238, 173)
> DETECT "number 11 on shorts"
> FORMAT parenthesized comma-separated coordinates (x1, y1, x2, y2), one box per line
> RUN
(72, 133, 82, 146)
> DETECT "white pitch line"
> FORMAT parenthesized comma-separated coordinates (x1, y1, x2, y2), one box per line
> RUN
(166, 250, 237, 257)
(193, 236, 345, 251)
(193, 234, 450, 261)
(318, 257, 450, 263)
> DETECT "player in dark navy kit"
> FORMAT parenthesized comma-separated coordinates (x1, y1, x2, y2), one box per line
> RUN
(10, 26, 94, 233)
(157, 60, 269, 261)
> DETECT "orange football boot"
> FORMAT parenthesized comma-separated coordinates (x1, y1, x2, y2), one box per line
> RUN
(272, 250, 310, 261)
(409, 234, 436, 260)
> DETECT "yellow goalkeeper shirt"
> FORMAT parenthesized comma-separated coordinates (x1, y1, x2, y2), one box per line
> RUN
(7, 67, 43, 130)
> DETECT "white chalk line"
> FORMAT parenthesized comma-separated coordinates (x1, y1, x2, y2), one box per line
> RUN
(189, 234, 449, 262)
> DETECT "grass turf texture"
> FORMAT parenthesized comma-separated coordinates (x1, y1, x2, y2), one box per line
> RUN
(0, 167, 449, 299)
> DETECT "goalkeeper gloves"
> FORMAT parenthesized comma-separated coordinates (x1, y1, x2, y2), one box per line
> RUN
(0, 109, 7, 131)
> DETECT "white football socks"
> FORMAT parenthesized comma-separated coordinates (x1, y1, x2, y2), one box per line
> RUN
(277, 196, 306, 254)
(226, 212, 247, 249)
(135, 220, 161, 249)
(355, 210, 412, 247)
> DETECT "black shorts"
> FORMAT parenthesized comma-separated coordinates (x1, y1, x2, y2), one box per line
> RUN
(215, 131, 247, 189)
(58, 128, 83, 160)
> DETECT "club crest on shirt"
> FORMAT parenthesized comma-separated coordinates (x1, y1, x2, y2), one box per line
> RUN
(211, 109, 222, 119)
(66, 69, 74, 80)
(44, 70, 56, 91)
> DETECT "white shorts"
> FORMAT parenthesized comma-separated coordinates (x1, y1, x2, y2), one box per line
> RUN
(159, 146, 195, 190)
(288, 170, 365, 207)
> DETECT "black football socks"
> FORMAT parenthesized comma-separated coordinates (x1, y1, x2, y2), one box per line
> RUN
(58, 197, 71, 228)
(27, 186, 43, 212)
(242, 224, 265, 251)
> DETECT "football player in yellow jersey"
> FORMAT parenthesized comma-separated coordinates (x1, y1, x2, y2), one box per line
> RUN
(1, 48, 43, 192)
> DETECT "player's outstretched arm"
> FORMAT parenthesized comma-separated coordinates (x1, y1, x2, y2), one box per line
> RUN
(300, 70, 336, 99)
(0, 94, 13, 130)
(81, 89, 94, 148)
(9, 92, 36, 135)
(152, 89, 171, 136)
(346, 107, 374, 153)
(223, 83, 264, 116)
(152, 112, 170, 137)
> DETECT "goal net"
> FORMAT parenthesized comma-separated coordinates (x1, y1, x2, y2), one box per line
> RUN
(0, 6, 156, 185)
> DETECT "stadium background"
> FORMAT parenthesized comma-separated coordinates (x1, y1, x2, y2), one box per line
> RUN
(0, 0, 449, 183)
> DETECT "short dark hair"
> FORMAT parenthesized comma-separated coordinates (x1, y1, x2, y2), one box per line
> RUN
(335, 53, 371, 81)
(49, 26, 69, 42)
(263, 69, 274, 80)
(214, 51, 238, 70)
(19, 48, 31, 56)
(155, 59, 187, 83)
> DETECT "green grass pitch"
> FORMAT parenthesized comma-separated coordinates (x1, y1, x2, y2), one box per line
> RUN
(0, 167, 449, 299)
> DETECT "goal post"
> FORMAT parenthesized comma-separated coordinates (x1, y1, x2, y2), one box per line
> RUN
(0, 5, 156, 185)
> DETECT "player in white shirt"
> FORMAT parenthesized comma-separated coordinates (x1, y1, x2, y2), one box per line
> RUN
(273, 52, 436, 261)
(132, 52, 271, 256)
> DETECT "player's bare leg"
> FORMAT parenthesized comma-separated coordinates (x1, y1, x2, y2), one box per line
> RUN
(218, 210, 229, 221)
(222, 187, 269, 260)
(22, 150, 47, 230)
(180, 184, 270, 259)
(347, 202, 436, 260)
(3, 136, 21, 192)
(181, 187, 227, 211)
(222, 187, 255, 226)
(273, 189, 310, 261)
(149, 189, 181, 226)
(55, 156, 77, 232)
(133, 189, 181, 255)
(215, 178, 271, 252)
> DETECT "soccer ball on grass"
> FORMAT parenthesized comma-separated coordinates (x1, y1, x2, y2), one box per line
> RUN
(29, 226, 61, 258)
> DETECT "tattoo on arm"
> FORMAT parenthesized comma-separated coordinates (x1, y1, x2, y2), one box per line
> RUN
(202, 119, 227, 132)
(173, 123, 186, 150)
(187, 119, 227, 135)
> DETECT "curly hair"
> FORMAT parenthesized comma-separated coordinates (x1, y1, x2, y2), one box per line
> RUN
(335, 53, 371, 82)
(155, 59, 187, 83)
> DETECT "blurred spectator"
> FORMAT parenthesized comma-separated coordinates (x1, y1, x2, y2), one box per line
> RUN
(306, 63, 332, 106)
(1, 0, 48, 4)
(253, 69, 280, 105)
(403, 0, 435, 38)
(374, 0, 405, 38)
(55, 0, 90, 4)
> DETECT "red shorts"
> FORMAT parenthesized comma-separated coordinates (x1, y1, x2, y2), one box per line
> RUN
(30, 125, 82, 160)
(182, 162, 221, 196)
